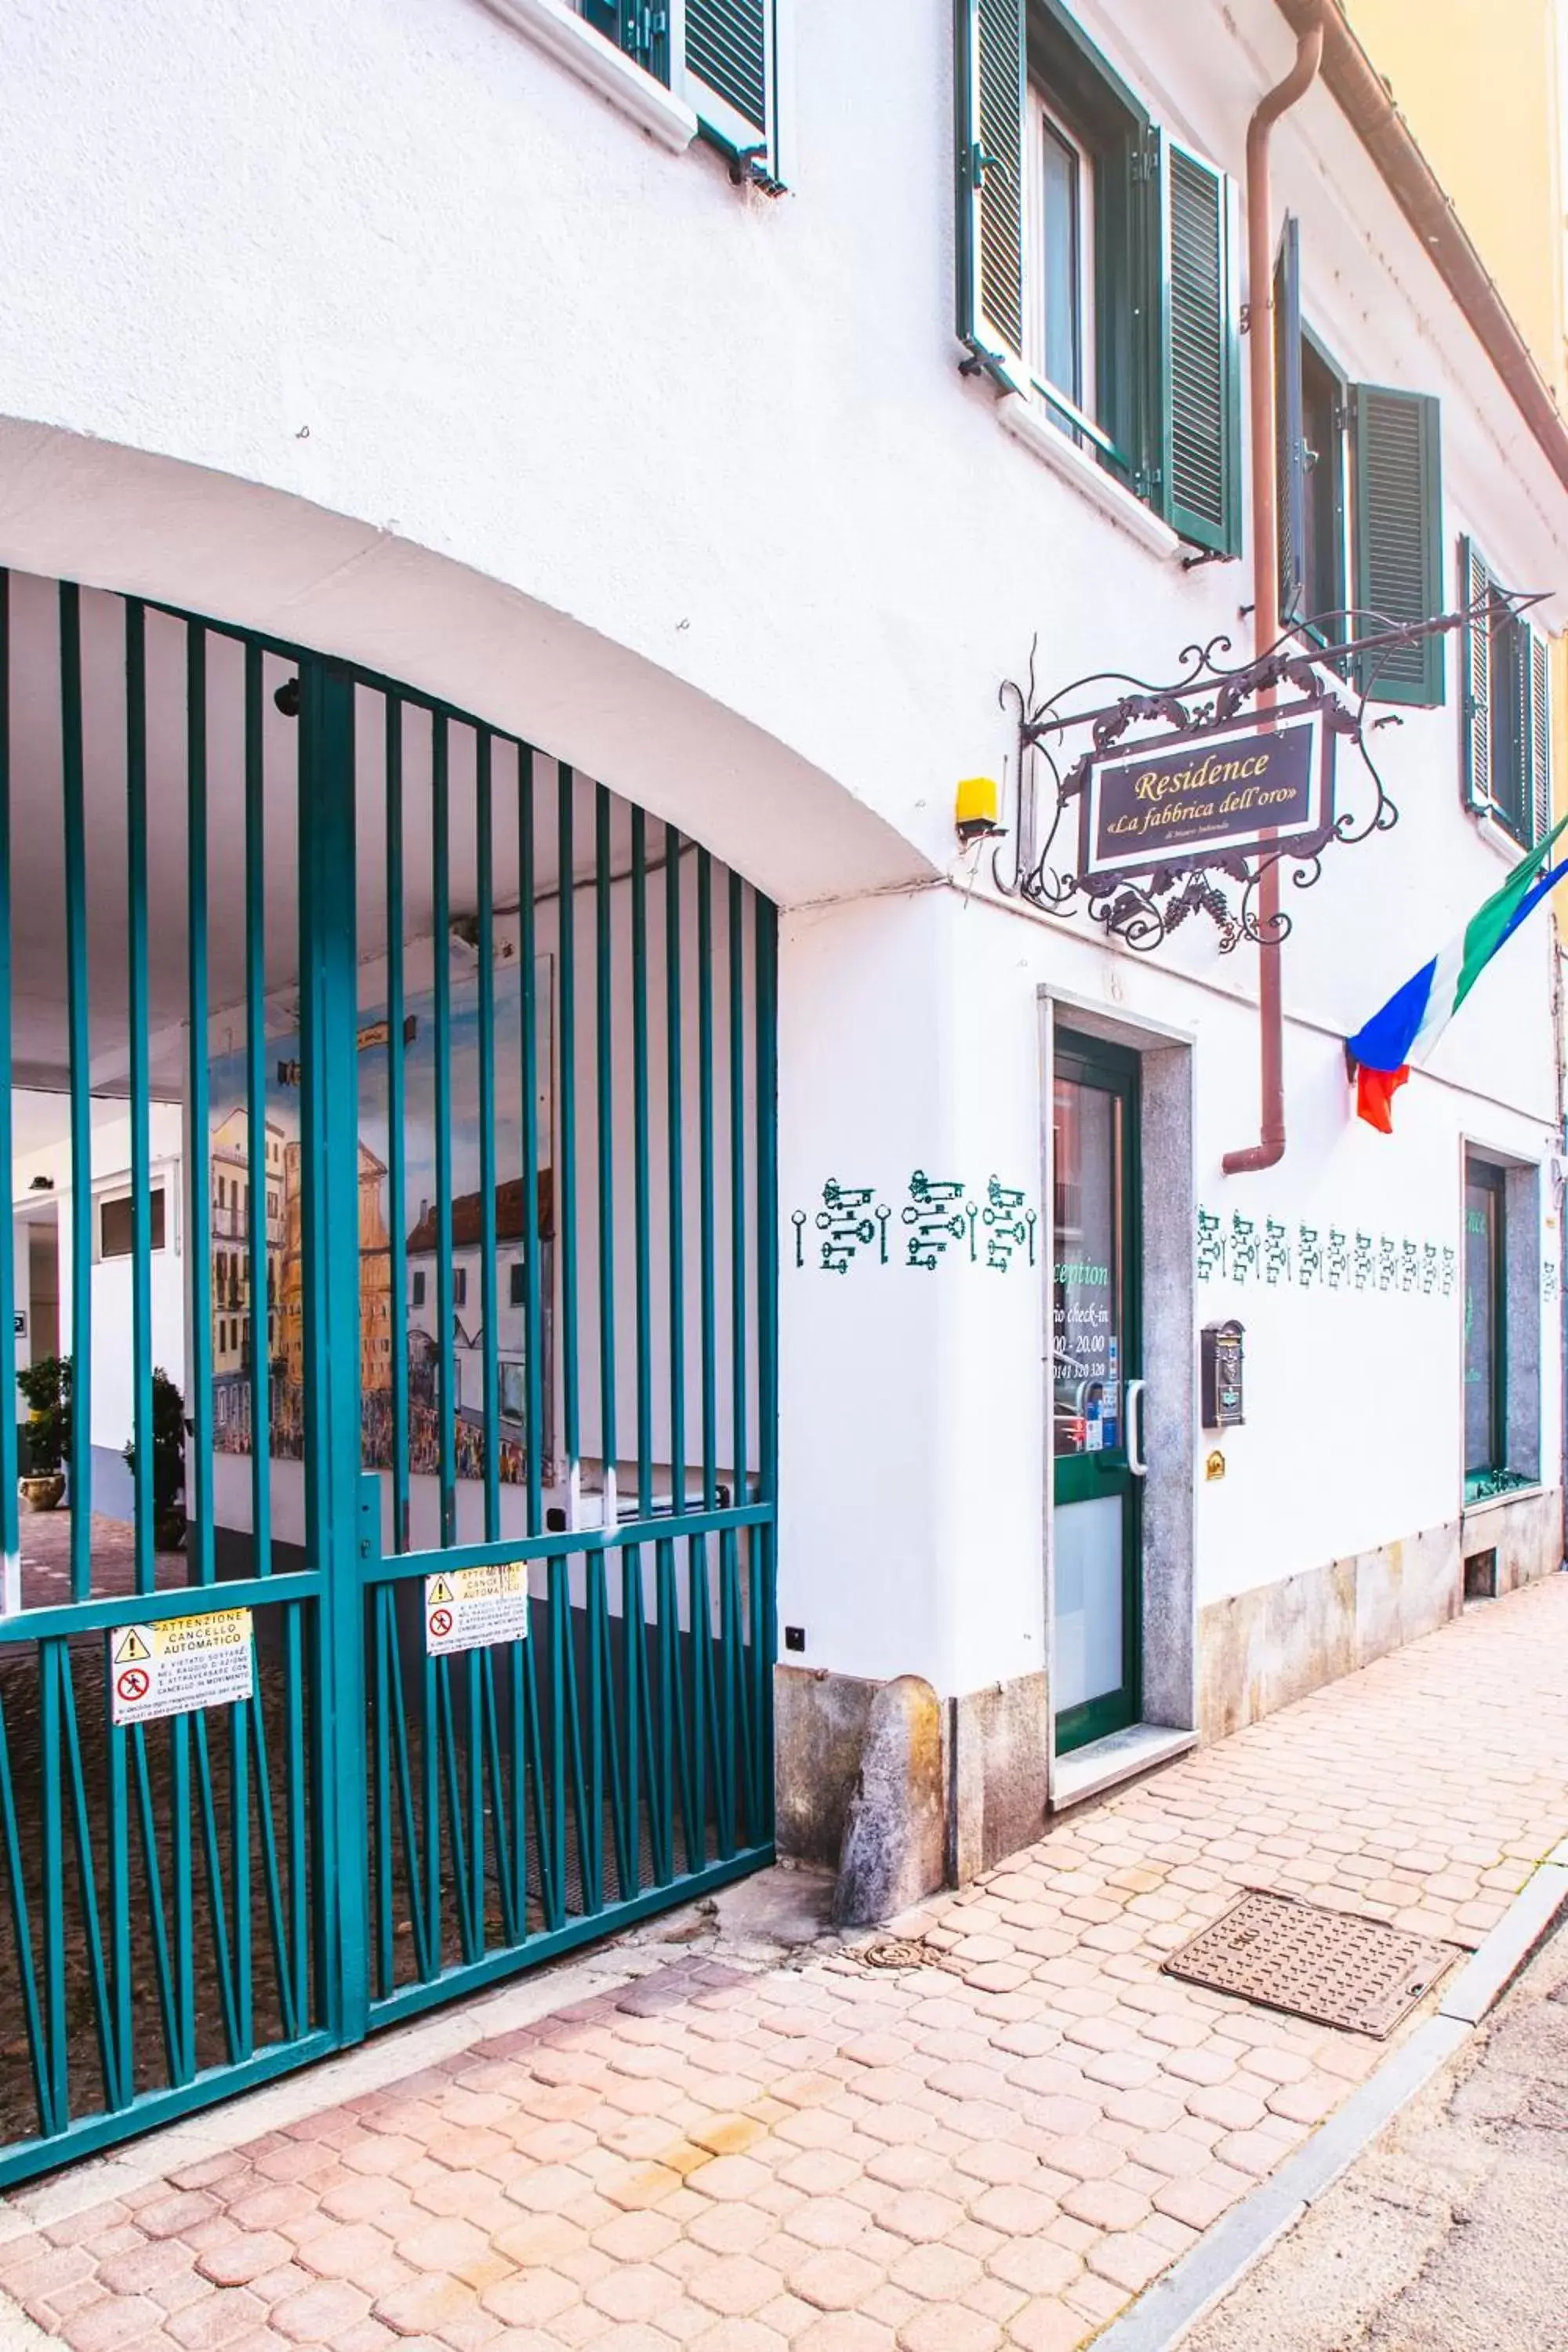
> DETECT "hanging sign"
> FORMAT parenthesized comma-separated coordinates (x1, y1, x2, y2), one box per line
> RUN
(109, 1609, 255, 1726)
(424, 1563, 532, 1657)
(1079, 707, 1334, 884)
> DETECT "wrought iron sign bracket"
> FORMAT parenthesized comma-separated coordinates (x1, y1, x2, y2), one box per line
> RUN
(995, 598, 1540, 956)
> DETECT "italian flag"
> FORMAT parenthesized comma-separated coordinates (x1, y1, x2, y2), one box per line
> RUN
(1347, 814, 1568, 1132)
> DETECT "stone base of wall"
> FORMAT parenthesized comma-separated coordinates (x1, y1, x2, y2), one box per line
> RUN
(775, 1664, 1051, 1896)
(1199, 1490, 1563, 1742)
(1460, 1484, 1562, 1596)
(949, 1671, 1050, 1881)
(774, 1664, 880, 1871)
(782, 1494, 1564, 1894)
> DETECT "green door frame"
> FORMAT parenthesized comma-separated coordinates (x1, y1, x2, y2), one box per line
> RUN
(1052, 1029, 1142, 1754)
(299, 659, 372, 2049)
(1462, 1156, 1508, 1502)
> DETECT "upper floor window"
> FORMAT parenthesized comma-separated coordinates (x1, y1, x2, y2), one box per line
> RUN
(1027, 95, 1093, 430)
(579, 2, 667, 82)
(495, 0, 786, 187)
(1461, 540, 1551, 848)
(956, 0, 1243, 557)
(1275, 215, 1445, 706)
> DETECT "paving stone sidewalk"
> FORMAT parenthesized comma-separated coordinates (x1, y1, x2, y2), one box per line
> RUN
(4, 1576, 1568, 2352)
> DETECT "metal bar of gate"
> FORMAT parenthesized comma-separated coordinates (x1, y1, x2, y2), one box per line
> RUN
(0, 578, 14, 1618)
(60, 586, 93, 1602)
(245, 644, 272, 1583)
(557, 770, 580, 1511)
(187, 622, 214, 1590)
(593, 782, 622, 1906)
(755, 894, 779, 1840)
(519, 747, 543, 1540)
(476, 731, 500, 1546)
(726, 869, 750, 1838)
(118, 598, 152, 2103)
(126, 604, 155, 1602)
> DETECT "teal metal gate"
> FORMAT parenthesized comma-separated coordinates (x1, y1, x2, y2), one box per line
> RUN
(0, 574, 777, 2183)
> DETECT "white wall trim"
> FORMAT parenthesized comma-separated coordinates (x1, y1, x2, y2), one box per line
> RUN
(1472, 805, 1536, 865)
(996, 393, 1182, 562)
(481, 0, 699, 154)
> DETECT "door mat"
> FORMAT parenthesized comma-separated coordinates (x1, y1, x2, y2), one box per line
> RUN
(1162, 1887, 1461, 2037)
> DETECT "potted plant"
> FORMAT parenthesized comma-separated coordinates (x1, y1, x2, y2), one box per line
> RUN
(16, 1354, 70, 1512)
(122, 1369, 187, 1552)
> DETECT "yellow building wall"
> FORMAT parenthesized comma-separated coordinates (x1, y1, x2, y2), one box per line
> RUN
(1345, 0, 1568, 879)
(1342, 0, 1565, 400)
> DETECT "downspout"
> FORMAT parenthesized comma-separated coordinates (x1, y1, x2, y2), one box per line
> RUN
(1221, 1, 1326, 1177)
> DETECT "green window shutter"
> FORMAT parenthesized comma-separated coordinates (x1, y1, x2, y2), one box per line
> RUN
(1275, 215, 1305, 624)
(683, 0, 783, 186)
(1529, 626, 1552, 845)
(1350, 385, 1444, 706)
(1155, 134, 1241, 556)
(954, 0, 1028, 393)
(1459, 535, 1493, 811)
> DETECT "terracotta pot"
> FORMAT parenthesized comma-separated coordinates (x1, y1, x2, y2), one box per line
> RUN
(19, 1473, 64, 1513)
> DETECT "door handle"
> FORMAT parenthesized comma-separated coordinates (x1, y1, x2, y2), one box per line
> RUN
(1126, 1379, 1147, 1477)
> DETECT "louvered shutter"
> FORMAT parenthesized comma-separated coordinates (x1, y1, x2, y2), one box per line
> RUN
(1156, 135, 1241, 557)
(955, 0, 1028, 393)
(682, 0, 783, 186)
(1459, 536, 1493, 812)
(1351, 386, 1444, 706)
(1274, 215, 1305, 624)
(1529, 626, 1552, 845)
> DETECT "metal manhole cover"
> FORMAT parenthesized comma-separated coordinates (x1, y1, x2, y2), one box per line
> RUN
(1162, 1888, 1461, 2037)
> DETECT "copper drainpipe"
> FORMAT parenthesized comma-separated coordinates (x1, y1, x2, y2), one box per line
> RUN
(1221, 0, 1326, 1176)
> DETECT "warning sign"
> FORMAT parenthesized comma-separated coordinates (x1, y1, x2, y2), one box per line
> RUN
(424, 1565, 532, 1657)
(109, 1610, 256, 1726)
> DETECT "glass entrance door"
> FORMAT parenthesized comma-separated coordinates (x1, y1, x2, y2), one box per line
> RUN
(1051, 1031, 1142, 1753)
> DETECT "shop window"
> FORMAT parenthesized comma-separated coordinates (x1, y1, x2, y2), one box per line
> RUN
(956, 0, 1242, 554)
(1460, 539, 1551, 848)
(1463, 1153, 1541, 1504)
(100, 1187, 167, 1258)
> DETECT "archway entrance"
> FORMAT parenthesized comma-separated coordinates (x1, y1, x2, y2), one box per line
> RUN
(0, 570, 777, 2183)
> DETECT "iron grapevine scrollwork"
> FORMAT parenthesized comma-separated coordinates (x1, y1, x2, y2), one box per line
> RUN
(995, 600, 1537, 956)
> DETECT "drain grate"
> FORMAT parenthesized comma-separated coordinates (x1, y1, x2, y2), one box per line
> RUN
(1162, 1888, 1461, 2038)
(858, 1937, 945, 1973)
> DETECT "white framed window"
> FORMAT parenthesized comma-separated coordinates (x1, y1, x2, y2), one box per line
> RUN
(484, 0, 786, 185)
(1025, 91, 1094, 441)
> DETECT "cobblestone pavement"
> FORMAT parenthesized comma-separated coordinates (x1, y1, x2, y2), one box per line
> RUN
(2, 1576, 1567, 2352)
(18, 1508, 187, 1608)
(1184, 1913, 1568, 2350)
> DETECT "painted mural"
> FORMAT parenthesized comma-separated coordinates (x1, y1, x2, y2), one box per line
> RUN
(205, 952, 551, 1482)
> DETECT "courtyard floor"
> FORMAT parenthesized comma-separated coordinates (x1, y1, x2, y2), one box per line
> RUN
(2, 1574, 1567, 2352)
